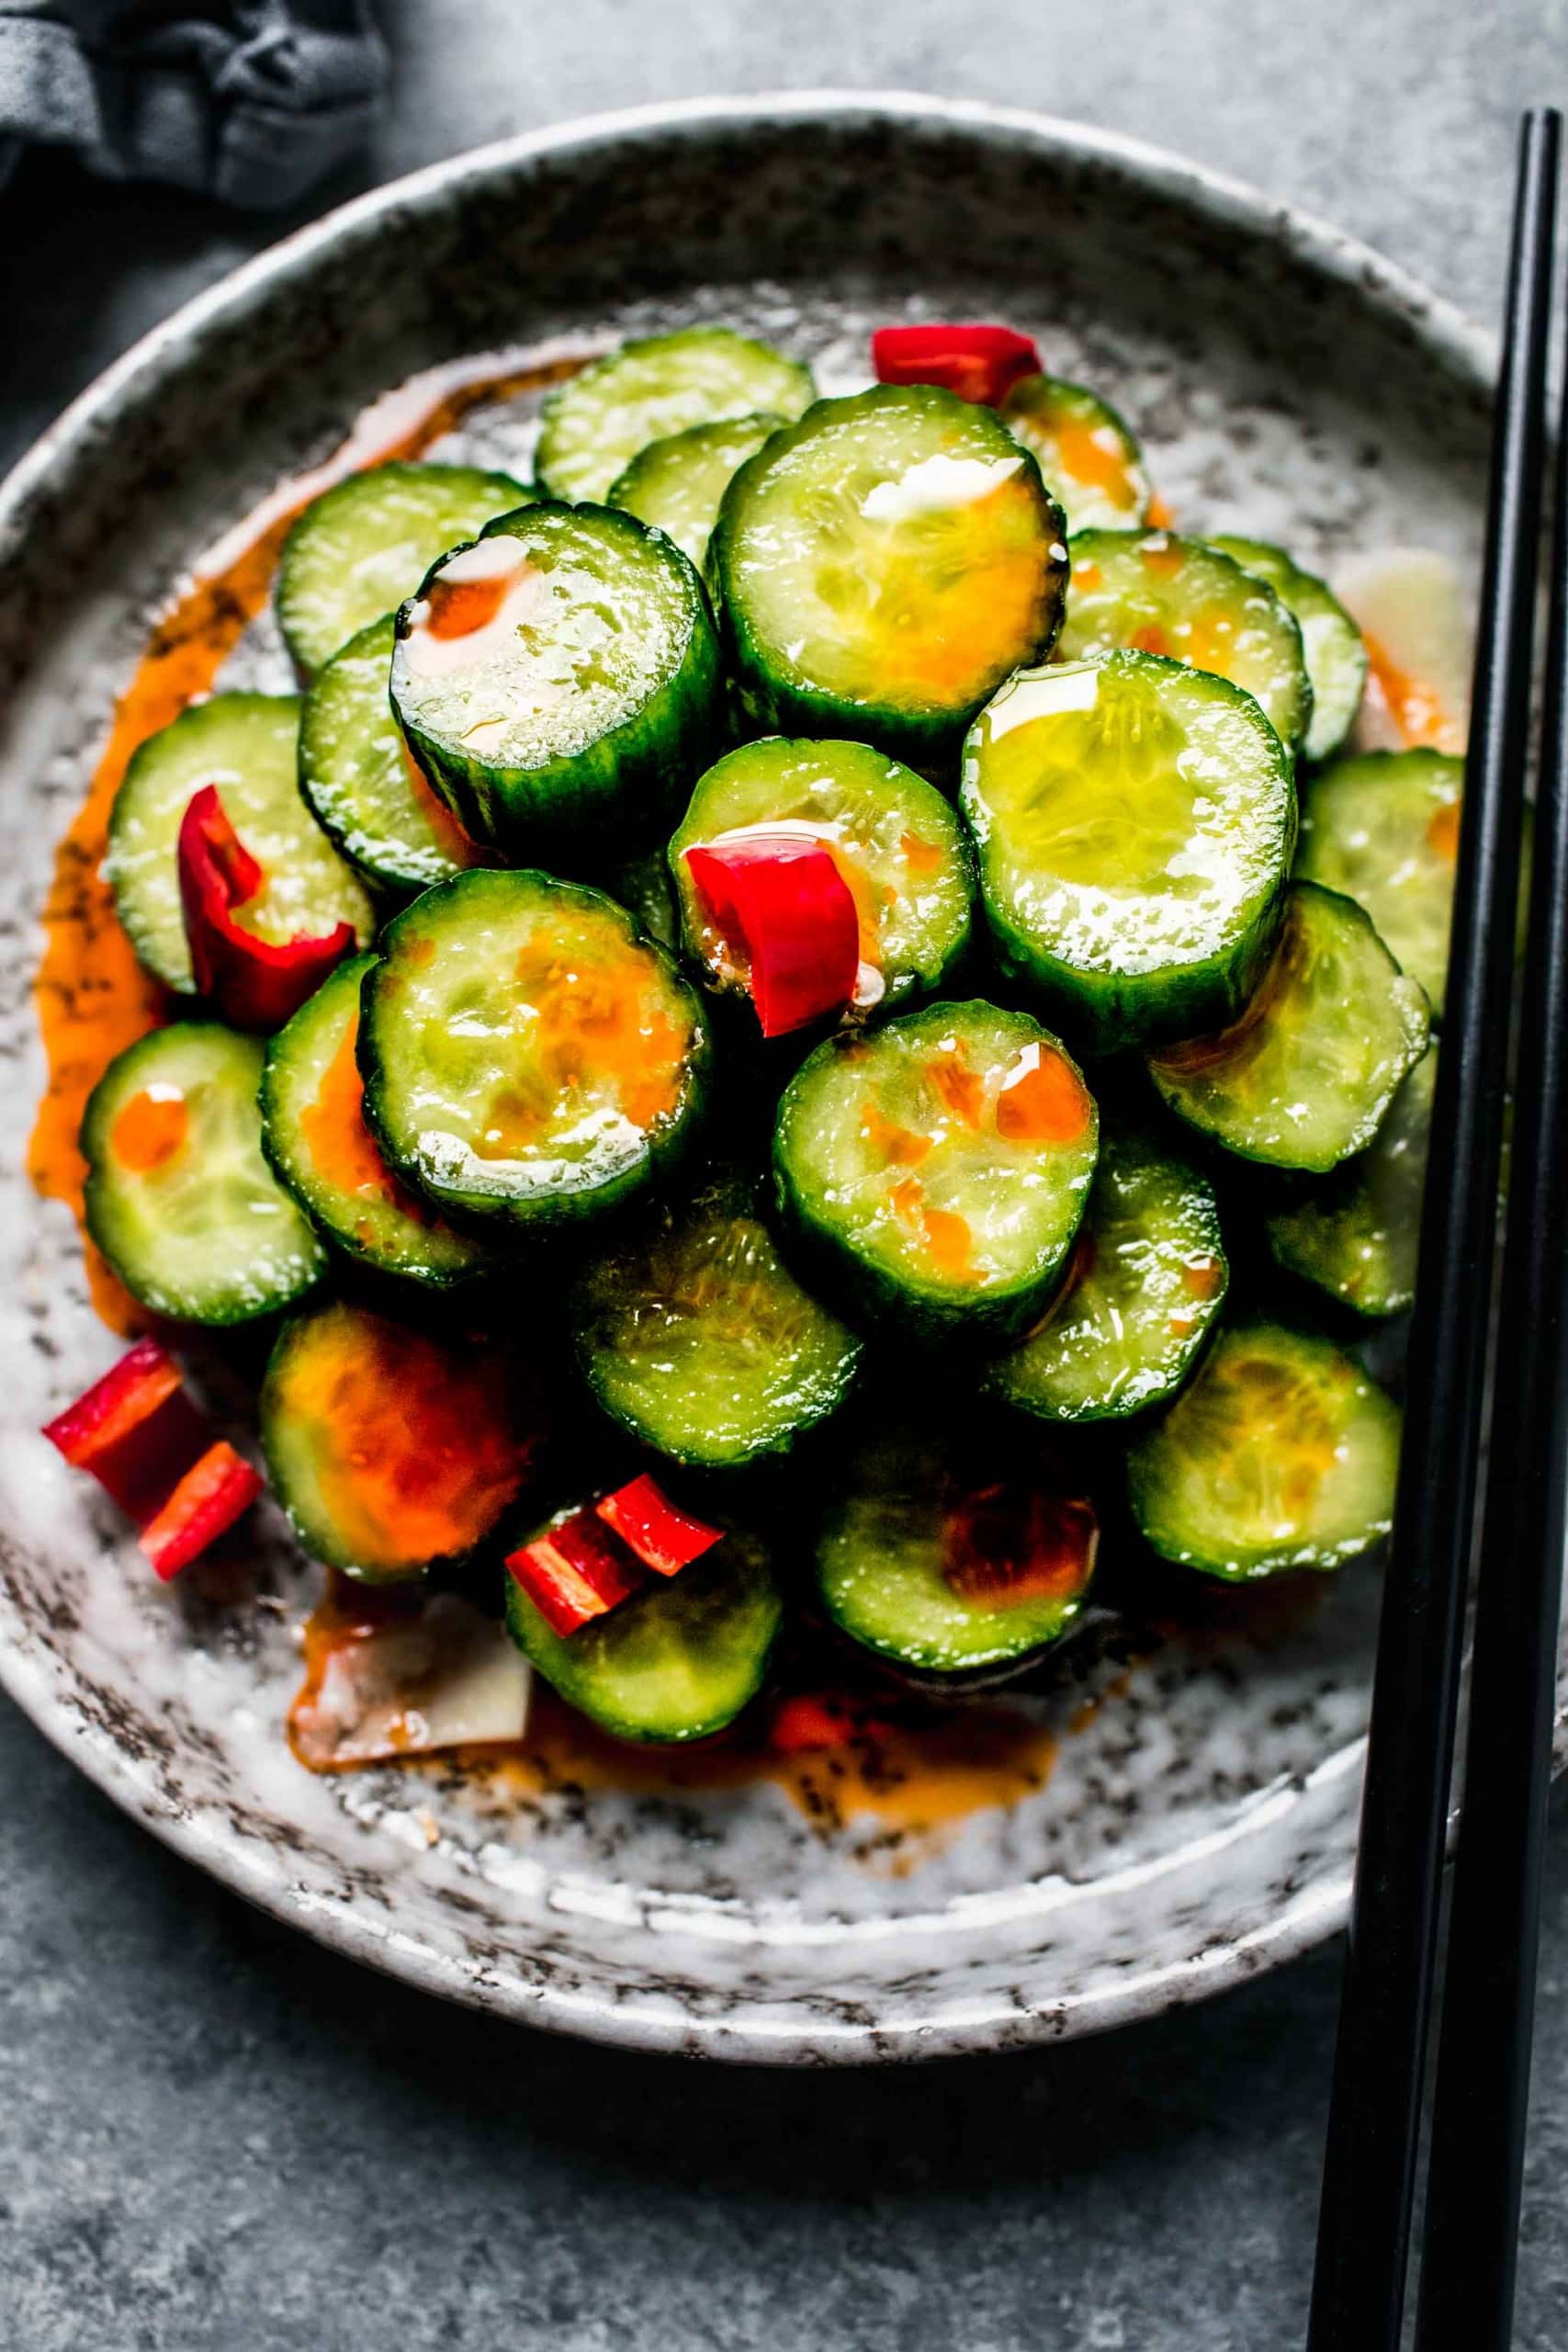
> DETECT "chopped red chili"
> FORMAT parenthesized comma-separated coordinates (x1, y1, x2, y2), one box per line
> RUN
(139, 1441, 264, 1581)
(685, 834, 859, 1038)
(506, 1510, 646, 1638)
(178, 784, 355, 1031)
(42, 1339, 207, 1523)
(871, 322, 1042, 406)
(596, 1474, 722, 1577)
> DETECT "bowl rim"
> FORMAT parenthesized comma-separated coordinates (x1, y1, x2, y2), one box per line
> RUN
(0, 90, 1503, 2062)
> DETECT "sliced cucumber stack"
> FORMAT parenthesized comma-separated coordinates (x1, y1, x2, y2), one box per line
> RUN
(998, 374, 1151, 531)
(712, 384, 1069, 770)
(389, 501, 722, 859)
(961, 650, 1295, 1054)
(671, 736, 974, 1023)
(815, 1421, 1098, 1676)
(1126, 1321, 1401, 1578)
(571, 1170, 862, 1466)
(107, 695, 375, 996)
(1148, 882, 1430, 1173)
(609, 411, 783, 568)
(773, 999, 1099, 1344)
(84, 1023, 324, 1324)
(536, 327, 813, 504)
(504, 1523, 783, 1742)
(1210, 535, 1368, 765)
(261, 1297, 533, 1581)
(262, 956, 493, 1288)
(276, 460, 530, 677)
(987, 1129, 1227, 1423)
(1056, 529, 1313, 757)
(1267, 1047, 1435, 1317)
(360, 868, 710, 1232)
(1295, 749, 1461, 1011)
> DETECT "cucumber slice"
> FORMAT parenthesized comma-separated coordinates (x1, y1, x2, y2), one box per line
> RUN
(503, 1523, 783, 1742)
(389, 502, 723, 860)
(1267, 1047, 1435, 1317)
(536, 328, 813, 505)
(609, 412, 783, 568)
(1148, 882, 1429, 1173)
(360, 868, 711, 1232)
(815, 1421, 1098, 1675)
(298, 615, 484, 896)
(1210, 535, 1369, 764)
(1126, 1321, 1401, 1578)
(261, 956, 493, 1288)
(261, 1297, 533, 1581)
(107, 695, 375, 996)
(998, 374, 1151, 532)
(1295, 749, 1461, 1011)
(773, 999, 1099, 1344)
(670, 736, 974, 1023)
(83, 1023, 324, 1325)
(276, 461, 530, 677)
(712, 384, 1070, 771)
(961, 650, 1295, 1054)
(986, 1128, 1227, 1422)
(570, 1169, 862, 1466)
(1056, 530, 1313, 757)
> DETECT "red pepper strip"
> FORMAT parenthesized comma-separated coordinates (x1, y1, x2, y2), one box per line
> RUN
(138, 1441, 264, 1582)
(42, 1340, 209, 1523)
(506, 1510, 646, 1638)
(595, 1474, 722, 1577)
(684, 836, 860, 1038)
(872, 322, 1042, 406)
(178, 784, 355, 1032)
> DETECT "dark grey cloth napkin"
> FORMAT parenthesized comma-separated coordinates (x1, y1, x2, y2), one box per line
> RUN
(0, 1, 388, 208)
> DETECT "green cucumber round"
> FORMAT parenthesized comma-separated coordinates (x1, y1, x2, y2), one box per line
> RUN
(1295, 748, 1461, 1011)
(536, 328, 813, 506)
(961, 650, 1295, 1054)
(711, 384, 1069, 771)
(1266, 1047, 1435, 1317)
(1210, 535, 1368, 765)
(998, 374, 1151, 532)
(609, 411, 783, 568)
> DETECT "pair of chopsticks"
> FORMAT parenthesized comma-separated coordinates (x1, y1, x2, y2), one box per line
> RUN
(1308, 108, 1566, 2352)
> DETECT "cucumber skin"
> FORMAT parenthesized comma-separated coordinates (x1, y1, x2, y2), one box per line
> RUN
(391, 503, 727, 864)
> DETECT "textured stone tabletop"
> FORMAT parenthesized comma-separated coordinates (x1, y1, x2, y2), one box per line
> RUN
(3, 6, 1565, 2347)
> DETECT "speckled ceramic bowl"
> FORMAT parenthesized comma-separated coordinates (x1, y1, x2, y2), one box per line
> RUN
(0, 94, 1540, 2063)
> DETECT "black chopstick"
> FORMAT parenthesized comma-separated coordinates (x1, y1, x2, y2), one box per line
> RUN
(1412, 143, 1568, 2352)
(1305, 108, 1560, 2352)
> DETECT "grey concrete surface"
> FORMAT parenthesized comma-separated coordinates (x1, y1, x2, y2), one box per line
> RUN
(3, 6, 1566, 2346)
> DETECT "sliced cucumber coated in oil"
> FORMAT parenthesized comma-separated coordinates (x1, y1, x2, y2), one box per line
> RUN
(261, 956, 493, 1288)
(262, 1298, 534, 1581)
(536, 328, 814, 505)
(1267, 1047, 1435, 1317)
(712, 384, 1069, 771)
(1148, 882, 1429, 1173)
(298, 615, 483, 896)
(987, 1129, 1227, 1422)
(1210, 535, 1368, 765)
(570, 1169, 862, 1466)
(773, 999, 1099, 1344)
(609, 411, 783, 568)
(961, 650, 1295, 1054)
(998, 374, 1151, 532)
(815, 1421, 1099, 1675)
(84, 1023, 324, 1325)
(504, 1522, 783, 1742)
(1056, 529, 1313, 757)
(1295, 749, 1461, 1011)
(276, 460, 530, 677)
(1126, 1321, 1401, 1578)
(671, 736, 974, 1023)
(360, 868, 711, 1232)
(107, 695, 375, 996)
(389, 501, 722, 860)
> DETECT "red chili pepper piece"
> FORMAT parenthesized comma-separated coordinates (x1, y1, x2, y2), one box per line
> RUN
(138, 1441, 264, 1582)
(506, 1510, 646, 1638)
(178, 784, 355, 1032)
(42, 1339, 209, 1523)
(872, 322, 1042, 406)
(684, 835, 860, 1038)
(595, 1474, 722, 1577)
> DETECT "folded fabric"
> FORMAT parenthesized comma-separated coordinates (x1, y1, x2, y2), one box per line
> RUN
(0, 0, 388, 209)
